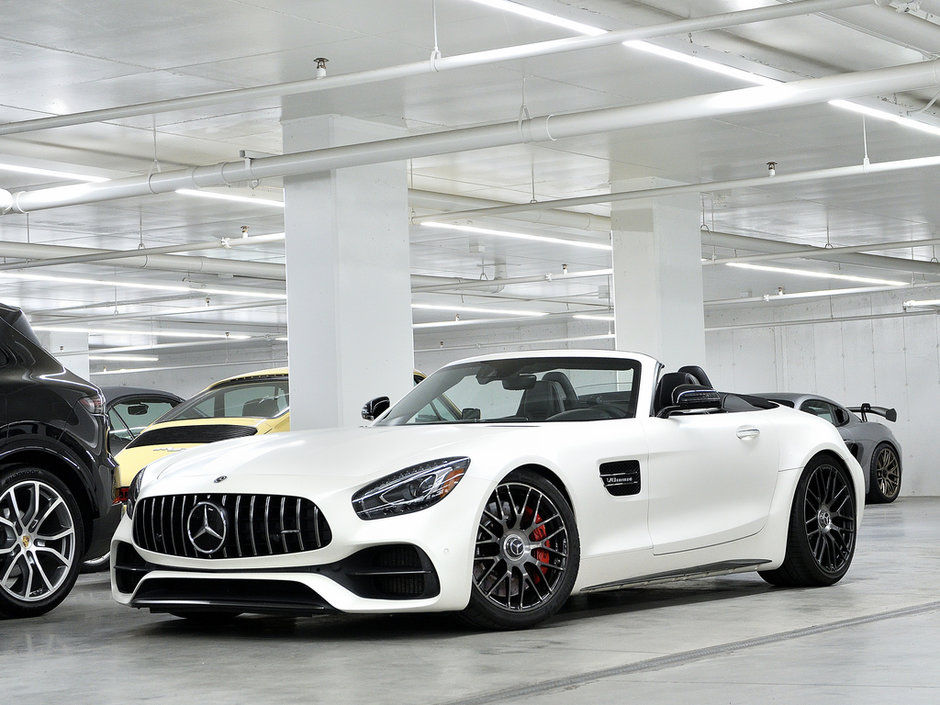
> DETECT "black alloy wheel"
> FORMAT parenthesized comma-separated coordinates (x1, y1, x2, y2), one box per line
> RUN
(760, 455, 857, 587)
(0, 466, 84, 618)
(867, 443, 901, 504)
(462, 470, 579, 629)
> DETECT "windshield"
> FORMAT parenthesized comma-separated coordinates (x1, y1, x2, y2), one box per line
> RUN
(159, 377, 289, 422)
(377, 357, 640, 425)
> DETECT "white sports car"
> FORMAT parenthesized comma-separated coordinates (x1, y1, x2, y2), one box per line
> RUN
(111, 351, 864, 629)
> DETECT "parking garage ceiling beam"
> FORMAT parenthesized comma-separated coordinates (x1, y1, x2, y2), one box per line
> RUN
(4, 57, 940, 214)
(0, 0, 868, 137)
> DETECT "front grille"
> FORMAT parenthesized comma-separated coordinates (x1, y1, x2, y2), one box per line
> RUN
(126, 424, 257, 448)
(133, 493, 332, 558)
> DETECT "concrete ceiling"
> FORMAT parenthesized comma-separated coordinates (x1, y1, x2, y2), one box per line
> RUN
(2, 0, 940, 373)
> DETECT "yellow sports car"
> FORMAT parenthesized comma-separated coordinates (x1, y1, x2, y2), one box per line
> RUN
(113, 368, 426, 500)
(113, 368, 290, 499)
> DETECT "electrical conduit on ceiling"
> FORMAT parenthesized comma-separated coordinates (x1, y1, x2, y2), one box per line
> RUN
(3, 57, 940, 214)
(0, 0, 869, 137)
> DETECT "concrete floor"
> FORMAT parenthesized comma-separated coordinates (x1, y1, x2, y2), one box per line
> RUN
(3, 498, 938, 704)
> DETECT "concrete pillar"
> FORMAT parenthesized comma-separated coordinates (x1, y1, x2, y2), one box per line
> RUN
(281, 111, 413, 429)
(38, 331, 90, 380)
(610, 182, 704, 370)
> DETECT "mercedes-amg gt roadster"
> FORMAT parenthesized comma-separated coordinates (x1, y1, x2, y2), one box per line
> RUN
(111, 351, 864, 629)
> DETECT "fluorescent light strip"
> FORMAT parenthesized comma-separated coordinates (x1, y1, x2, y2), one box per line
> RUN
(573, 314, 615, 321)
(88, 354, 158, 362)
(412, 303, 548, 317)
(465, 0, 606, 36)
(32, 325, 251, 340)
(420, 221, 611, 251)
(622, 41, 781, 87)
(829, 100, 940, 138)
(762, 286, 897, 302)
(469, 1, 781, 87)
(726, 262, 906, 287)
(176, 188, 285, 208)
(903, 298, 940, 307)
(0, 271, 286, 300)
(0, 163, 111, 183)
(413, 317, 531, 329)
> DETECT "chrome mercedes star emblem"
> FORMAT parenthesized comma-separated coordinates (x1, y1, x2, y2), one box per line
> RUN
(186, 501, 228, 554)
(214, 475, 227, 483)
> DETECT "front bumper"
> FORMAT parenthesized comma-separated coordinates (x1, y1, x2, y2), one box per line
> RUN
(109, 479, 485, 615)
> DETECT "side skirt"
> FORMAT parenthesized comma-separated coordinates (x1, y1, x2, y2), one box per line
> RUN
(581, 559, 772, 593)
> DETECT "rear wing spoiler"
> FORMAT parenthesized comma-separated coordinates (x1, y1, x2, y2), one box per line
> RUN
(848, 403, 897, 423)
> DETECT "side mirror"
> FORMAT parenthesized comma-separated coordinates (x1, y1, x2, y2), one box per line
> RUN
(126, 403, 150, 416)
(658, 387, 723, 418)
(361, 396, 390, 421)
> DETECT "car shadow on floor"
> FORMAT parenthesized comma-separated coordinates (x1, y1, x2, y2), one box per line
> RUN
(141, 575, 775, 641)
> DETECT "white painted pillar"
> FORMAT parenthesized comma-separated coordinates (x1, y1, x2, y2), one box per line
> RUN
(610, 182, 704, 370)
(38, 331, 90, 380)
(281, 111, 413, 429)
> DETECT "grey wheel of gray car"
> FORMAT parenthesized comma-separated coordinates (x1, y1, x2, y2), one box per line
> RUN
(0, 466, 84, 618)
(461, 470, 579, 630)
(867, 443, 901, 504)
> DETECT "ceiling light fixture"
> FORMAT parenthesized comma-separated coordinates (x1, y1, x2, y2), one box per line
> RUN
(761, 285, 901, 302)
(726, 262, 906, 287)
(0, 271, 286, 300)
(88, 354, 158, 362)
(902, 298, 940, 307)
(412, 303, 549, 317)
(175, 188, 285, 208)
(420, 221, 612, 251)
(465, 0, 606, 36)
(0, 163, 111, 183)
(573, 314, 615, 321)
(829, 100, 940, 138)
(622, 41, 781, 86)
(32, 325, 252, 340)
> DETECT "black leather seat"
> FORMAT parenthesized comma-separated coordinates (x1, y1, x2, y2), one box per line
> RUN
(519, 380, 566, 421)
(241, 397, 279, 418)
(653, 372, 698, 415)
(677, 365, 713, 388)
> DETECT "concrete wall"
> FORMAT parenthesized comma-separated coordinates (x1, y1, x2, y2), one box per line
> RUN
(705, 286, 940, 497)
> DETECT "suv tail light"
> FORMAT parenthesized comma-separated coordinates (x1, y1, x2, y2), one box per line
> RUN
(78, 392, 106, 415)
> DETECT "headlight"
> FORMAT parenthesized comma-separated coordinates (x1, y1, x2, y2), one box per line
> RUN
(125, 467, 147, 520)
(352, 457, 470, 520)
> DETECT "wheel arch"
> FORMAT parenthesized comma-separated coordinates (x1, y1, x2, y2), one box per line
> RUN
(804, 448, 864, 517)
(508, 463, 573, 508)
(0, 448, 94, 551)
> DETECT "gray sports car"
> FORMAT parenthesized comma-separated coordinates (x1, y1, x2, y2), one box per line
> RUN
(754, 392, 901, 504)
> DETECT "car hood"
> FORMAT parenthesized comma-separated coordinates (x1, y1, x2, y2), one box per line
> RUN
(141, 423, 534, 494)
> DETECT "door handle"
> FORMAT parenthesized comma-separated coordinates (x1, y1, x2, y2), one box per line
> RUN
(736, 427, 760, 440)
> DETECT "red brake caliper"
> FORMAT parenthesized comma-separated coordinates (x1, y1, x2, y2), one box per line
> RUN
(529, 511, 550, 576)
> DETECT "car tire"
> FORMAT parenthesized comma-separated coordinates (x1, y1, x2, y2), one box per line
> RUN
(0, 465, 85, 618)
(759, 455, 857, 588)
(460, 469, 579, 630)
(867, 443, 901, 504)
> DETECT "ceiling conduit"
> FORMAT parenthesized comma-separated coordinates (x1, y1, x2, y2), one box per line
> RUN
(0, 0, 867, 137)
(3, 57, 940, 214)
(702, 229, 940, 276)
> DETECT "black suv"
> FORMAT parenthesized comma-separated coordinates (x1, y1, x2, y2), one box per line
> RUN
(0, 303, 119, 618)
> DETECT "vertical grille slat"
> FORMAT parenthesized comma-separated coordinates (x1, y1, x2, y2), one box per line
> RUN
(134, 493, 330, 559)
(295, 498, 305, 553)
(249, 496, 258, 557)
(263, 496, 273, 555)
(279, 497, 288, 553)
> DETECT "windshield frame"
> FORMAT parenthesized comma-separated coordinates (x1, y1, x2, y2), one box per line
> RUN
(377, 356, 641, 426)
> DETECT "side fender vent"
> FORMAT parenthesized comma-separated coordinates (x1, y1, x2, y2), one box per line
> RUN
(600, 460, 641, 497)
